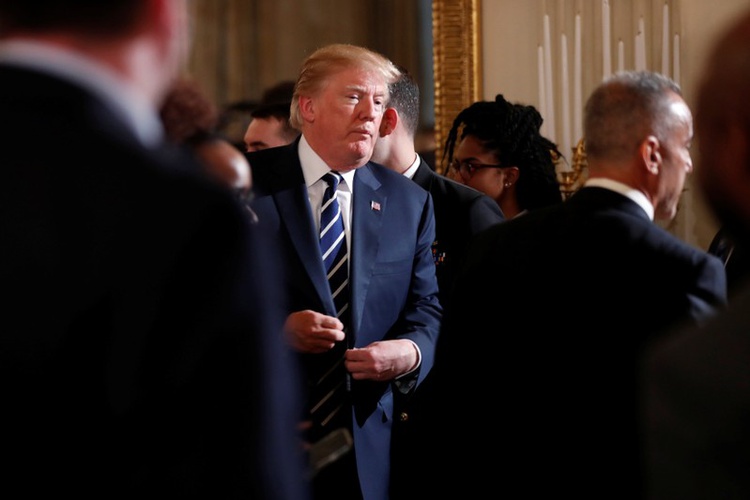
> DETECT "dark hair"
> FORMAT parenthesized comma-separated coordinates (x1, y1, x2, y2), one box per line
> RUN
(387, 67, 420, 137)
(0, 0, 142, 35)
(159, 78, 219, 146)
(250, 80, 295, 120)
(249, 80, 299, 142)
(585, 71, 682, 162)
(444, 94, 563, 211)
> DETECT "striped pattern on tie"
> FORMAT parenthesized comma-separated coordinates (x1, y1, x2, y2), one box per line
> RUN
(310, 172, 351, 435)
(319, 172, 350, 322)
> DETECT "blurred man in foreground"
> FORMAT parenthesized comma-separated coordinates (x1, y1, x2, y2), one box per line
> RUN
(0, 1, 307, 498)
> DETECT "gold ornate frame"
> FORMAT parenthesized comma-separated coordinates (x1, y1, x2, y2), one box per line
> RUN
(432, 0, 482, 173)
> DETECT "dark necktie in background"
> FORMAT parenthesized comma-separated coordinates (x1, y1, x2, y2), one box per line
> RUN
(310, 171, 351, 437)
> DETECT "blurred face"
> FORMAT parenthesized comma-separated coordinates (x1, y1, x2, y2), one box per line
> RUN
(299, 66, 387, 171)
(243, 117, 290, 152)
(652, 96, 693, 220)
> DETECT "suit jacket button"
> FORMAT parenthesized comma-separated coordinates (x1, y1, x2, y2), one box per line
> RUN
(399, 412, 409, 422)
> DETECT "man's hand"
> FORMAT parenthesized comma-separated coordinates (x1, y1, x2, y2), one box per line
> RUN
(284, 310, 345, 353)
(345, 339, 419, 381)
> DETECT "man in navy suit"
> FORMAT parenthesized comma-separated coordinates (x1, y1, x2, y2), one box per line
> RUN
(0, 1, 307, 499)
(426, 71, 727, 499)
(643, 10, 750, 498)
(369, 68, 505, 498)
(247, 44, 442, 500)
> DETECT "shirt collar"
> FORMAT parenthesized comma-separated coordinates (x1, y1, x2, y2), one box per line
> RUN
(583, 177, 655, 221)
(299, 135, 356, 189)
(401, 154, 421, 179)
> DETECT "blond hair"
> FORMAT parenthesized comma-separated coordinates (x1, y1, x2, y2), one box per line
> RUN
(289, 43, 400, 129)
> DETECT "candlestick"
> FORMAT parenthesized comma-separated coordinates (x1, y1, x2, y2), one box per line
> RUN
(662, 3, 670, 76)
(618, 39, 625, 73)
(574, 13, 582, 143)
(561, 33, 571, 163)
(544, 14, 556, 142)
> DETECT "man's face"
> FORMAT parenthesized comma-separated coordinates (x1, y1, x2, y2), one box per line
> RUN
(243, 117, 291, 152)
(300, 66, 387, 170)
(653, 96, 693, 220)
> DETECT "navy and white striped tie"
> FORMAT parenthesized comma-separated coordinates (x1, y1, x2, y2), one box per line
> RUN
(310, 171, 351, 434)
(319, 172, 349, 320)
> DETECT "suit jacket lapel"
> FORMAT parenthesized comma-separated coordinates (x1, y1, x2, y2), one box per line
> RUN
(411, 160, 435, 190)
(349, 165, 385, 335)
(266, 145, 334, 313)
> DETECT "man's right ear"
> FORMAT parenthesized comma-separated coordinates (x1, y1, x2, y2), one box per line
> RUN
(379, 108, 399, 137)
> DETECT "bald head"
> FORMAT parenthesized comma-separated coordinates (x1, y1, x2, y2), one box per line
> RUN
(193, 138, 252, 196)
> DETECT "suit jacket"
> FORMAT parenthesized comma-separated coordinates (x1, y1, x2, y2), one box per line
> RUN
(390, 159, 504, 498)
(643, 283, 750, 499)
(427, 186, 727, 499)
(411, 159, 505, 308)
(0, 65, 308, 500)
(247, 140, 442, 500)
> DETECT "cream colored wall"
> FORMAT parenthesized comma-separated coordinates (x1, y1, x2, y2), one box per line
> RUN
(481, 0, 749, 250)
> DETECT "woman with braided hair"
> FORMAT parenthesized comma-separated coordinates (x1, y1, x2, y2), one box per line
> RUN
(444, 94, 563, 217)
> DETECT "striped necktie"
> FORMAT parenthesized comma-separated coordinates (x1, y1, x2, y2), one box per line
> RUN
(310, 171, 351, 436)
(319, 172, 350, 321)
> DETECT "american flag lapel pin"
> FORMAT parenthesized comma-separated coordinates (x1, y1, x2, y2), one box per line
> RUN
(370, 201, 381, 211)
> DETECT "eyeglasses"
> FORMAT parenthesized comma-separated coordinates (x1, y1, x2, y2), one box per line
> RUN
(451, 158, 506, 181)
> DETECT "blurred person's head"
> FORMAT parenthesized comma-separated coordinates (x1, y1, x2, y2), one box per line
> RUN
(290, 43, 400, 171)
(695, 11, 750, 241)
(585, 71, 691, 221)
(160, 77, 251, 198)
(160, 77, 218, 144)
(193, 136, 252, 198)
(444, 94, 563, 217)
(0, 0, 192, 107)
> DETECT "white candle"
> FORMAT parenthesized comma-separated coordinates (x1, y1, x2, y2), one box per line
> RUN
(661, 3, 670, 76)
(544, 14, 556, 142)
(637, 17, 647, 71)
(538, 45, 548, 138)
(635, 33, 643, 71)
(574, 13, 582, 143)
(602, 0, 612, 79)
(618, 39, 625, 73)
(673, 34, 680, 85)
(561, 33, 571, 161)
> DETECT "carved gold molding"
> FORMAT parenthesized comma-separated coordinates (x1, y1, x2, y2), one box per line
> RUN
(432, 0, 482, 173)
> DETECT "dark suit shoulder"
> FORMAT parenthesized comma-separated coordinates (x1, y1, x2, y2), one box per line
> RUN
(366, 160, 433, 201)
(411, 163, 504, 229)
(245, 141, 304, 193)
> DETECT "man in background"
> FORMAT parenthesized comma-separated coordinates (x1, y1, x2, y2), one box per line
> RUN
(643, 10, 750, 498)
(244, 79, 300, 152)
(0, 1, 307, 498)
(371, 68, 505, 308)
(369, 69, 504, 498)
(427, 71, 726, 499)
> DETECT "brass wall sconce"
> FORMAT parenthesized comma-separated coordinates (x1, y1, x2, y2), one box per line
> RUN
(557, 137, 588, 199)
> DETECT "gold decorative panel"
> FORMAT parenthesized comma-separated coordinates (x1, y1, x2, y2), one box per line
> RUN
(432, 0, 482, 174)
